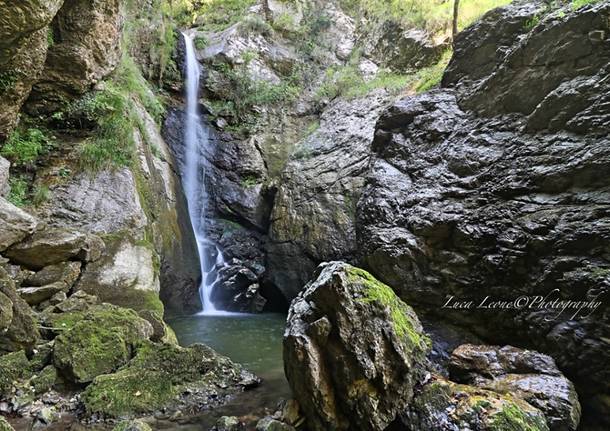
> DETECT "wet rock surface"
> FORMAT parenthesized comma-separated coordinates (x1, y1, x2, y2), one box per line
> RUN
(284, 262, 430, 431)
(267, 91, 396, 301)
(401, 375, 550, 431)
(449, 344, 581, 431)
(357, 1, 610, 420)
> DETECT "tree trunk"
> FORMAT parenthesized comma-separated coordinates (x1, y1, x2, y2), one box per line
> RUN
(452, 0, 460, 40)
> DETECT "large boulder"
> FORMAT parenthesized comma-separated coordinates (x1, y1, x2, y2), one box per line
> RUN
(0, 198, 39, 252)
(449, 344, 581, 431)
(5, 228, 104, 269)
(402, 376, 550, 431)
(0, 0, 64, 138)
(0, 267, 40, 352)
(82, 340, 259, 417)
(25, 261, 81, 288)
(357, 1, 610, 416)
(284, 262, 430, 431)
(51, 303, 154, 383)
(26, 0, 122, 114)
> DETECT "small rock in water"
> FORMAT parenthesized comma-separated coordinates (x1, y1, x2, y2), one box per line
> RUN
(255, 417, 295, 431)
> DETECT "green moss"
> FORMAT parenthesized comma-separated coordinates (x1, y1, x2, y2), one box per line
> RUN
(82, 342, 222, 416)
(83, 368, 173, 415)
(0, 351, 30, 396)
(489, 402, 548, 431)
(571, 0, 603, 9)
(30, 365, 57, 394)
(0, 71, 18, 93)
(53, 320, 131, 383)
(414, 50, 452, 93)
(348, 266, 429, 349)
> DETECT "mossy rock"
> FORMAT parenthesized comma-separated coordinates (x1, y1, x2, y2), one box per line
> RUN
(0, 350, 30, 396)
(52, 304, 153, 383)
(112, 420, 152, 431)
(82, 341, 255, 417)
(0, 415, 15, 431)
(30, 365, 57, 394)
(405, 377, 550, 431)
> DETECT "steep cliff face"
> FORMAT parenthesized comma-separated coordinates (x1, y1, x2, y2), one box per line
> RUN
(357, 0, 609, 423)
(171, 0, 447, 308)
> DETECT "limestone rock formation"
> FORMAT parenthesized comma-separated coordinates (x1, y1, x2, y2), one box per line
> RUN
(0, 156, 9, 196)
(284, 262, 430, 431)
(76, 236, 161, 313)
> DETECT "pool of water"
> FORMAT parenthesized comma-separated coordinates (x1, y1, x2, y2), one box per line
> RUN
(165, 313, 291, 429)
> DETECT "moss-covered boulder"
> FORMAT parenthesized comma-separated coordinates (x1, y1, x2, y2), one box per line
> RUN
(284, 262, 430, 431)
(30, 365, 57, 394)
(0, 350, 30, 397)
(82, 341, 259, 417)
(402, 376, 550, 431)
(52, 304, 153, 383)
(0, 267, 40, 353)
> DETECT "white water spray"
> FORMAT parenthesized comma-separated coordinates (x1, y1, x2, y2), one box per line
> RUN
(181, 32, 229, 315)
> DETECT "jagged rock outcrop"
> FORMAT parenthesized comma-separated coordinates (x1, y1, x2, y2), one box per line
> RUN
(26, 0, 122, 114)
(284, 262, 430, 431)
(0, 0, 64, 138)
(362, 20, 447, 73)
(357, 0, 610, 423)
(449, 344, 581, 431)
(5, 227, 104, 269)
(0, 198, 39, 252)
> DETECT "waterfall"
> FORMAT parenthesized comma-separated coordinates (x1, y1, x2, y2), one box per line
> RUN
(181, 32, 227, 315)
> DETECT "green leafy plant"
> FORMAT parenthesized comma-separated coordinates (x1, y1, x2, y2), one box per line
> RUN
(7, 177, 29, 207)
(1, 128, 54, 167)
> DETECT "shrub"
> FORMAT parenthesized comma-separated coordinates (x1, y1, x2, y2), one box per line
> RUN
(1, 128, 54, 167)
(7, 177, 29, 207)
(239, 15, 273, 36)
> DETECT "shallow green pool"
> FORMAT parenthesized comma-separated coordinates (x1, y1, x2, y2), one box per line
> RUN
(165, 313, 291, 429)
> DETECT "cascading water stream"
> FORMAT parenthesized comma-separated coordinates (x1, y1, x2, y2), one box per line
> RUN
(181, 32, 229, 315)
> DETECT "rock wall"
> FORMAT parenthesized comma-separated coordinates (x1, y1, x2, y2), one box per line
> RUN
(357, 0, 610, 422)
